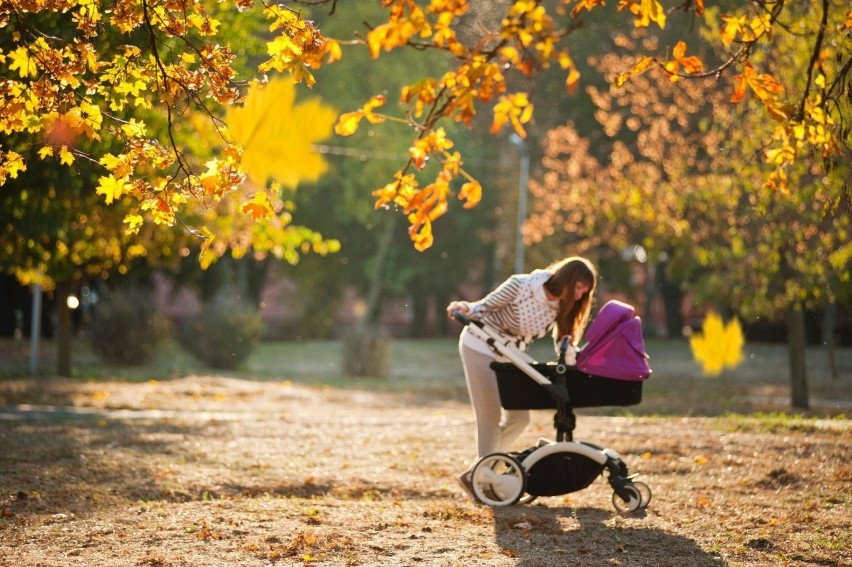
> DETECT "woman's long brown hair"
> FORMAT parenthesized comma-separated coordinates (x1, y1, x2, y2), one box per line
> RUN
(543, 257, 597, 344)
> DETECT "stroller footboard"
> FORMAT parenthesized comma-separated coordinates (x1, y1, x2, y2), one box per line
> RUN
(491, 362, 643, 409)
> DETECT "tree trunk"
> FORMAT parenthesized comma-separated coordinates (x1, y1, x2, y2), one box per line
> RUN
(363, 215, 396, 325)
(410, 290, 428, 338)
(56, 281, 73, 377)
(821, 299, 838, 379)
(434, 291, 450, 336)
(786, 303, 809, 410)
(343, 215, 396, 377)
(659, 262, 684, 339)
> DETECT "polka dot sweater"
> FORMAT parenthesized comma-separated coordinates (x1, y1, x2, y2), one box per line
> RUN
(463, 269, 559, 355)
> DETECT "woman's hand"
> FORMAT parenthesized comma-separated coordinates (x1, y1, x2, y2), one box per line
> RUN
(446, 301, 471, 319)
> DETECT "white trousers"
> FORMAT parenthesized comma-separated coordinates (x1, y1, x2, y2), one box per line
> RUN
(459, 331, 530, 461)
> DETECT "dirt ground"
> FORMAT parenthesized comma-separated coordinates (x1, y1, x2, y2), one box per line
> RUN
(0, 375, 849, 566)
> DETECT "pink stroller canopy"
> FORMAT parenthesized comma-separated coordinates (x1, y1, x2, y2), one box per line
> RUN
(576, 300, 652, 381)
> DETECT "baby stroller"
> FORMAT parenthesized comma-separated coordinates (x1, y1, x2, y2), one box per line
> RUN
(453, 300, 652, 512)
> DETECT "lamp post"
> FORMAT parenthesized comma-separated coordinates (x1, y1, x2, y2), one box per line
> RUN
(29, 284, 41, 374)
(509, 133, 529, 275)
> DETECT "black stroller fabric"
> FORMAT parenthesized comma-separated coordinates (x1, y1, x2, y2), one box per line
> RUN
(524, 452, 604, 496)
(491, 362, 643, 409)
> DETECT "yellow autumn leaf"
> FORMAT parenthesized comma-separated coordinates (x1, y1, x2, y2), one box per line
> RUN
(120, 118, 147, 138)
(335, 111, 363, 136)
(225, 77, 336, 189)
(629, 0, 666, 28)
(366, 23, 393, 58)
(490, 93, 533, 136)
(362, 95, 387, 124)
(720, 14, 746, 45)
(721, 316, 744, 369)
(99, 153, 132, 178)
(3, 151, 25, 179)
(96, 174, 130, 205)
(689, 312, 745, 376)
(123, 213, 144, 235)
(198, 230, 217, 270)
(58, 146, 74, 165)
(8, 46, 37, 78)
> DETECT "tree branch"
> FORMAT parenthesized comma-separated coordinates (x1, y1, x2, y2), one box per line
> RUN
(795, 0, 829, 122)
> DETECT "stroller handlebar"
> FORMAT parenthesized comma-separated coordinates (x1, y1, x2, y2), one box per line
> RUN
(451, 310, 481, 327)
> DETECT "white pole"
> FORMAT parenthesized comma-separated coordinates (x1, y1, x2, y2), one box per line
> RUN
(29, 284, 42, 374)
(510, 134, 529, 275)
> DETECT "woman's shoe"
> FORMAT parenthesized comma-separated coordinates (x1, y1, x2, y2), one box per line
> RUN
(457, 471, 475, 500)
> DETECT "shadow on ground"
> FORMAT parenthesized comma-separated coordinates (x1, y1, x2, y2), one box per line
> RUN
(493, 505, 720, 566)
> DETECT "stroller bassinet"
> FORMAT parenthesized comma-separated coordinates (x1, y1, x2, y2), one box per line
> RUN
(491, 362, 643, 410)
(453, 301, 652, 511)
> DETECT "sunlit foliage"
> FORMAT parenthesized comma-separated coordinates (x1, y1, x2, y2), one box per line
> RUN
(1, 0, 849, 255)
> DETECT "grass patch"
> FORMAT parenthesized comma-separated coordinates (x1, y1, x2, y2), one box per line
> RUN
(717, 411, 850, 434)
(2, 336, 850, 416)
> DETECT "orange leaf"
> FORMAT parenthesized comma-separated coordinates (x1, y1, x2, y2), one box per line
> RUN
(679, 55, 703, 75)
(411, 222, 434, 251)
(748, 72, 785, 102)
(565, 66, 581, 94)
(459, 180, 481, 209)
(571, 0, 606, 18)
(731, 65, 751, 103)
(632, 56, 654, 76)
(241, 192, 274, 221)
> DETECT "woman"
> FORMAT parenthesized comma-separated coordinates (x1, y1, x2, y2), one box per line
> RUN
(446, 256, 598, 498)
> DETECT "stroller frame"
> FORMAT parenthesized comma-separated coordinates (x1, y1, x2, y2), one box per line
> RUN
(454, 311, 651, 512)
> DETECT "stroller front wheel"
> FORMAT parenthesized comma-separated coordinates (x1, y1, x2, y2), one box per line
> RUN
(612, 483, 645, 513)
(632, 481, 652, 508)
(470, 453, 527, 507)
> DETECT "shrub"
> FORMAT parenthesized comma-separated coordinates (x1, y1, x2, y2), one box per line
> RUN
(88, 289, 171, 365)
(178, 300, 264, 370)
(342, 323, 390, 378)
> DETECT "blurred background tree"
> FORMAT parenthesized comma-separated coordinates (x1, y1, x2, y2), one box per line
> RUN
(525, 20, 850, 409)
(1, 1, 849, 399)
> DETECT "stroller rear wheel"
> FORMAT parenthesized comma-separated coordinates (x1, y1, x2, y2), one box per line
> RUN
(471, 453, 526, 507)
